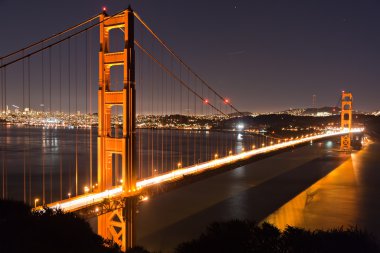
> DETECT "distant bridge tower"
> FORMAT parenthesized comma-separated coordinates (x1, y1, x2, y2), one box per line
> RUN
(340, 91, 353, 151)
(97, 6, 136, 251)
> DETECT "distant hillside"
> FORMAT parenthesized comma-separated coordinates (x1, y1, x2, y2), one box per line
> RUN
(303, 106, 340, 115)
(219, 113, 377, 132)
(220, 114, 339, 129)
(227, 112, 252, 117)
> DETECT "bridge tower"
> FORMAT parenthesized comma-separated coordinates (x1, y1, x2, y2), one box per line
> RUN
(340, 91, 353, 151)
(97, 6, 136, 251)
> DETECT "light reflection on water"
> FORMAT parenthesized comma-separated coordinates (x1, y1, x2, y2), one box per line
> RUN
(264, 146, 368, 232)
(0, 125, 264, 204)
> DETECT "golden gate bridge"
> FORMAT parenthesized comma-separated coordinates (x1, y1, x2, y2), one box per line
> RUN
(0, 6, 361, 251)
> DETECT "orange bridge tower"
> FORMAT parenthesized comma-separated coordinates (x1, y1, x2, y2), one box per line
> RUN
(97, 6, 137, 250)
(340, 91, 353, 151)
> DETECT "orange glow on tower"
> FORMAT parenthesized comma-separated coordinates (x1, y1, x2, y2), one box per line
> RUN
(340, 92, 352, 151)
(97, 6, 136, 251)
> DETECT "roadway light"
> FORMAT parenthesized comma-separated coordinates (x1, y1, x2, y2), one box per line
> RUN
(68, 192, 71, 199)
(120, 179, 123, 184)
(252, 145, 256, 149)
(177, 162, 182, 169)
(229, 150, 232, 155)
(34, 198, 39, 208)
(214, 153, 218, 159)
(241, 147, 245, 152)
(84, 186, 89, 194)
(262, 143, 265, 147)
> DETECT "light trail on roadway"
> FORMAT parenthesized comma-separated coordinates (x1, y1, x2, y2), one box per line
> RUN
(46, 128, 363, 213)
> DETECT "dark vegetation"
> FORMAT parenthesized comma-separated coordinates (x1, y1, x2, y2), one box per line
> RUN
(130, 220, 379, 253)
(0, 200, 120, 253)
(1, 200, 379, 253)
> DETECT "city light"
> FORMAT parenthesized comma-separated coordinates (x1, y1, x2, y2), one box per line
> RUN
(84, 186, 89, 194)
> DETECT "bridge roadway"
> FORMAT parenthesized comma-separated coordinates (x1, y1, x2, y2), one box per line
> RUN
(44, 129, 362, 213)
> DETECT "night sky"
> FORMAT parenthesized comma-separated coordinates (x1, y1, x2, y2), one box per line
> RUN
(1, 0, 379, 113)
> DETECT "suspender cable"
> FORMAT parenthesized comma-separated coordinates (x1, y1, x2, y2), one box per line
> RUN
(41, 48, 45, 204)
(135, 41, 227, 116)
(28, 57, 31, 205)
(3, 67, 7, 199)
(151, 41, 154, 176)
(49, 47, 53, 203)
(74, 38, 78, 197)
(89, 29, 93, 190)
(1, 64, 3, 198)
(59, 44, 63, 200)
(85, 30, 90, 190)
(161, 49, 164, 173)
(68, 38, 72, 198)
(22, 54, 26, 203)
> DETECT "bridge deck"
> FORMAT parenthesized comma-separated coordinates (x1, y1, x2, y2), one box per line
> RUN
(44, 129, 362, 213)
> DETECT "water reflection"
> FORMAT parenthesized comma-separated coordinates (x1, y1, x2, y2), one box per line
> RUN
(264, 150, 362, 231)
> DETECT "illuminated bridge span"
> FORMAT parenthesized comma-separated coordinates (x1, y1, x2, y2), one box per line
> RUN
(48, 128, 362, 214)
(0, 6, 360, 251)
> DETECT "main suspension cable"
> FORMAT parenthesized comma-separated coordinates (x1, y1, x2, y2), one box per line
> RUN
(0, 14, 100, 61)
(0, 9, 126, 70)
(135, 41, 227, 116)
(134, 12, 243, 116)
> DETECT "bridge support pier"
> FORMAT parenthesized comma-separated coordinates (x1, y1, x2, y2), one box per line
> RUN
(98, 198, 136, 250)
